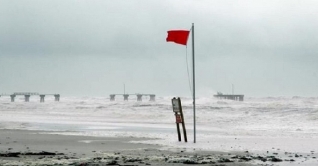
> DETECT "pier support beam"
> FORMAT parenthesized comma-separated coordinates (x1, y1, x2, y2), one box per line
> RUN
(137, 94, 142, 101)
(110, 95, 115, 101)
(123, 94, 129, 101)
(149, 95, 156, 101)
(24, 95, 30, 102)
(10, 95, 16, 102)
(40, 95, 45, 102)
(54, 94, 60, 101)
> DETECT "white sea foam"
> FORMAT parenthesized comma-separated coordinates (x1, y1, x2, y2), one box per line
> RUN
(1, 96, 318, 153)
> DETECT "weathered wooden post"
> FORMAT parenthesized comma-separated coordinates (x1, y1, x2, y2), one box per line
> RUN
(171, 97, 187, 142)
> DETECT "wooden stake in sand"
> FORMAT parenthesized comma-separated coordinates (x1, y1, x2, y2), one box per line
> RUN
(172, 97, 187, 142)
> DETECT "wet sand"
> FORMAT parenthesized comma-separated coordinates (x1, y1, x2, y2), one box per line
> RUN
(0, 129, 159, 157)
(0, 129, 317, 165)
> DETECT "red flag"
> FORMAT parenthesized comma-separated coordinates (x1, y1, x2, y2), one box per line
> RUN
(166, 30, 190, 46)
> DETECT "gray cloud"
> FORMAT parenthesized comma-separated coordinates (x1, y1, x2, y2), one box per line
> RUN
(1, 0, 318, 97)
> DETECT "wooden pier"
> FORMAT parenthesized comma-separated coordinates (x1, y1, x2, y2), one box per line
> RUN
(110, 94, 155, 101)
(214, 92, 244, 101)
(0, 92, 60, 102)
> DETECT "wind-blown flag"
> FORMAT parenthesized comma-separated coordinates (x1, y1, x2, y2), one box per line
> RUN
(166, 30, 190, 45)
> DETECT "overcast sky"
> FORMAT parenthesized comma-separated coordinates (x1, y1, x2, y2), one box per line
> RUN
(1, 0, 318, 97)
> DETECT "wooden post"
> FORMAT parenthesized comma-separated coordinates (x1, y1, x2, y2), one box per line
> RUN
(172, 98, 181, 141)
(178, 97, 187, 142)
(172, 97, 187, 142)
(175, 113, 181, 142)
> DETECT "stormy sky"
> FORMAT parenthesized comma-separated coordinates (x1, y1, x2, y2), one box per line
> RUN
(0, 0, 318, 97)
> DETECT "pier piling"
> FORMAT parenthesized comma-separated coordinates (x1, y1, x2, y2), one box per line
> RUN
(24, 95, 30, 102)
(149, 95, 156, 101)
(123, 94, 129, 101)
(40, 95, 45, 102)
(214, 93, 244, 101)
(10, 95, 16, 102)
(110, 93, 155, 101)
(54, 94, 60, 101)
(110, 95, 115, 101)
(1, 92, 60, 102)
(137, 94, 142, 101)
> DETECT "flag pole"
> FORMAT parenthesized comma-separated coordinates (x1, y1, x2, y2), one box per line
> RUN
(191, 23, 196, 143)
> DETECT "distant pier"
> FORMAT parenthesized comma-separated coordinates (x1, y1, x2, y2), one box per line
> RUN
(110, 94, 155, 101)
(214, 92, 244, 101)
(0, 92, 60, 102)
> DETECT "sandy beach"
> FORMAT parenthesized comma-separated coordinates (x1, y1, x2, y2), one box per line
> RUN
(1, 97, 318, 165)
(1, 129, 248, 166)
(1, 129, 317, 166)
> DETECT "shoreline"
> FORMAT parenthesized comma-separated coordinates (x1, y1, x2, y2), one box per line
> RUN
(0, 129, 160, 157)
(1, 129, 318, 165)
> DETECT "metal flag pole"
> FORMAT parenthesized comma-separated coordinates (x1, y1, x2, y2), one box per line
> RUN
(191, 23, 196, 143)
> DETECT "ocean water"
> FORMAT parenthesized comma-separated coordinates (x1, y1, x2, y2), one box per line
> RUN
(1, 96, 318, 154)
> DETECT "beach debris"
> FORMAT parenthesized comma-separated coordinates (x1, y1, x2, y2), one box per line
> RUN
(0, 149, 312, 165)
(218, 158, 233, 163)
(23, 151, 64, 155)
(0, 151, 64, 158)
(106, 160, 118, 165)
(255, 156, 267, 162)
(267, 156, 283, 162)
(238, 156, 252, 161)
(124, 157, 143, 162)
(0, 152, 20, 157)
